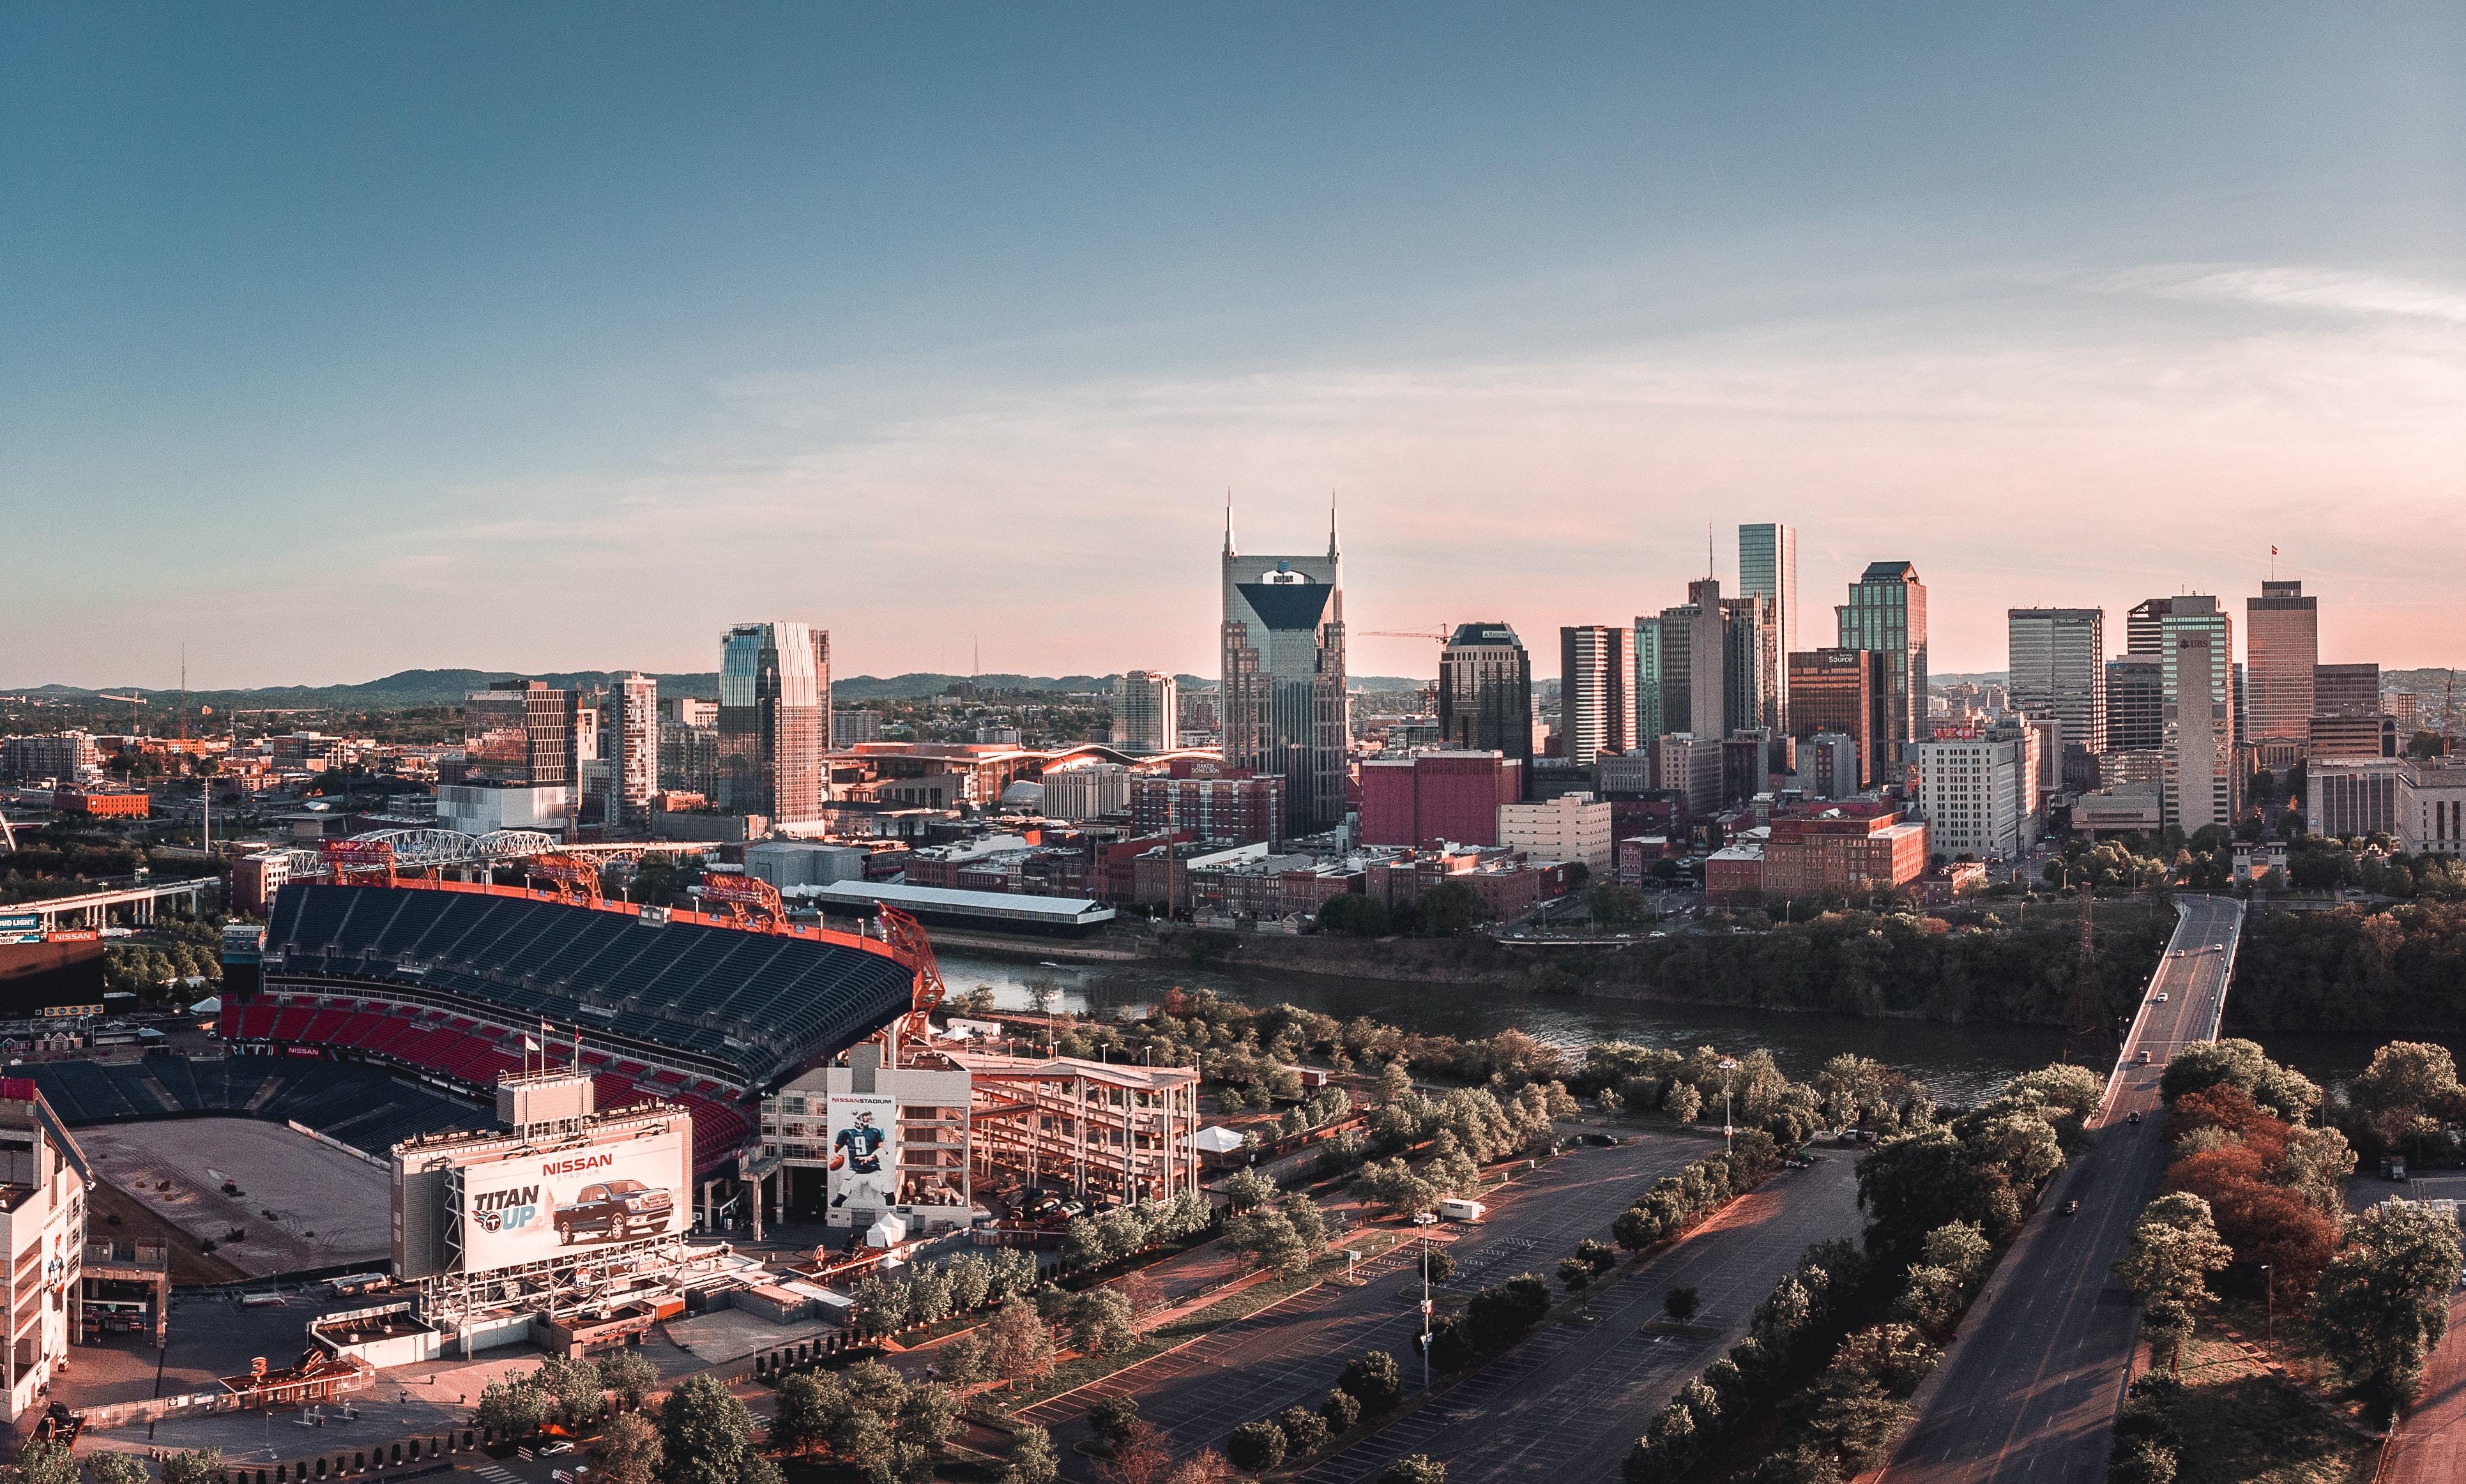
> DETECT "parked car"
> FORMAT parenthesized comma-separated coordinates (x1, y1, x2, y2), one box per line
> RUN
(554, 1179, 674, 1244)
(1579, 1133, 1622, 1147)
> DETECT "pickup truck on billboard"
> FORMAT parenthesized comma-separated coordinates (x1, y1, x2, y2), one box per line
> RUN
(553, 1179, 674, 1245)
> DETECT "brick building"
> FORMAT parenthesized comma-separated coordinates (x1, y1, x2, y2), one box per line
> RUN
(1357, 750, 1521, 849)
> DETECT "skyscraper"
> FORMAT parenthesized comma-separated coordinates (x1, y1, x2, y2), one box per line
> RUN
(1222, 504, 1347, 837)
(1631, 616, 1663, 741)
(1438, 624, 1534, 790)
(718, 621, 832, 823)
(462, 680, 574, 788)
(2007, 608, 2107, 757)
(604, 672, 658, 829)
(2166, 633, 2223, 833)
(1738, 523, 1798, 729)
(2127, 598, 2174, 656)
(1556, 625, 1633, 766)
(2314, 662, 2380, 717)
(1686, 579, 1726, 739)
(1111, 671, 1180, 753)
(2159, 596, 2235, 824)
(2105, 656, 2165, 755)
(1721, 592, 1775, 734)
(2246, 580, 2318, 745)
(1837, 562, 1928, 766)
(1788, 649, 1887, 789)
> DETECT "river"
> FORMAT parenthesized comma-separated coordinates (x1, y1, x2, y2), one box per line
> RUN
(937, 950, 2444, 1106)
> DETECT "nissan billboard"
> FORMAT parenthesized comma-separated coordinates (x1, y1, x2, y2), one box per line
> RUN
(459, 1126, 689, 1271)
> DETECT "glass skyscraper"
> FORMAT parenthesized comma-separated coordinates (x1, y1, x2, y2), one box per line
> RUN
(1836, 561, 1928, 767)
(1221, 509, 1348, 837)
(1738, 523, 1797, 730)
(717, 621, 831, 824)
(1438, 623, 1534, 792)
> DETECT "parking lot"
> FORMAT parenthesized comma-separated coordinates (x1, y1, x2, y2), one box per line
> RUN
(1022, 1130, 1720, 1474)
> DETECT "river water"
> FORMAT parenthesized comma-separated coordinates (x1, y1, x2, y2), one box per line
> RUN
(938, 950, 2439, 1106)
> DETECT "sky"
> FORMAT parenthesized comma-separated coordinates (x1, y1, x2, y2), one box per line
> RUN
(3, 3, 2462, 690)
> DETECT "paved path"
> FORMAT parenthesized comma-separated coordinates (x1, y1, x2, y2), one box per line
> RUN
(2381, 1287, 2466, 1484)
(1878, 895, 2244, 1484)
(1295, 1155, 1863, 1484)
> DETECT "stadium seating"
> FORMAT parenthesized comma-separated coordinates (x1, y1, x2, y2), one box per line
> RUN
(29, 1054, 480, 1154)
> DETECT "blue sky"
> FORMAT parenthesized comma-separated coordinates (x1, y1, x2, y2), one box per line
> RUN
(4, 3, 2460, 687)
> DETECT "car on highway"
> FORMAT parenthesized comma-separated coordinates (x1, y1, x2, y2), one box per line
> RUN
(2062, 1200, 2080, 1216)
(554, 1179, 674, 1244)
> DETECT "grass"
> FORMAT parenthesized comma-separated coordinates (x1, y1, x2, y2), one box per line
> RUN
(2209, 1294, 2350, 1401)
(2141, 1326, 2377, 1484)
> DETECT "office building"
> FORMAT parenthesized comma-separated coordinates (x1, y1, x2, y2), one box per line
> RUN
(1687, 581, 1726, 739)
(2245, 580, 2318, 745)
(2302, 756, 2466, 852)
(1111, 671, 1180, 753)
(1651, 733, 1723, 819)
(1360, 751, 1523, 849)
(2007, 608, 2106, 757)
(0, 1084, 86, 1421)
(1836, 562, 1928, 765)
(1739, 522, 1799, 729)
(1631, 616, 1663, 741)
(2106, 655, 2165, 754)
(1788, 649, 1887, 790)
(462, 681, 574, 788)
(2315, 662, 2380, 718)
(1653, 602, 1698, 742)
(832, 709, 883, 746)
(1496, 792, 1614, 873)
(718, 621, 832, 824)
(1759, 811, 1929, 901)
(2127, 598, 2174, 656)
(1917, 734, 2032, 860)
(1042, 762, 1134, 821)
(2165, 633, 2226, 833)
(602, 673, 658, 830)
(1722, 593, 1777, 734)
(1558, 625, 1634, 767)
(1437, 624, 1534, 790)
(2310, 713, 2400, 761)
(1221, 508, 1347, 837)
(1793, 732, 1861, 800)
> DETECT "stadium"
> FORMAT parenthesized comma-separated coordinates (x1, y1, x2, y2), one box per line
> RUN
(217, 865, 931, 1194)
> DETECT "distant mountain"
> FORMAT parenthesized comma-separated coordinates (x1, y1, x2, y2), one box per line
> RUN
(10, 667, 1432, 711)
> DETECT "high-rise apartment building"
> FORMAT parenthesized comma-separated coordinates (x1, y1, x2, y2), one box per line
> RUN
(603, 673, 658, 829)
(463, 680, 575, 788)
(2127, 598, 2175, 656)
(1111, 671, 1180, 753)
(2245, 580, 2317, 745)
(2166, 633, 2226, 833)
(1917, 734, 2031, 861)
(1836, 562, 1927, 766)
(1787, 649, 1887, 790)
(1686, 580, 1727, 740)
(717, 622, 832, 823)
(1221, 509, 1347, 837)
(1739, 523, 1798, 729)
(2105, 655, 2165, 754)
(1557, 625, 1633, 767)
(831, 709, 881, 746)
(2008, 608, 2106, 759)
(1438, 624, 1534, 792)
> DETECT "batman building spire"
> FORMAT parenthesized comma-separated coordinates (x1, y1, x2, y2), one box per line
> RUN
(1220, 504, 1348, 838)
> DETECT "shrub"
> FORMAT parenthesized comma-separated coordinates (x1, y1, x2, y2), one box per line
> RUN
(1225, 1421, 1287, 1475)
(1337, 1351, 1404, 1414)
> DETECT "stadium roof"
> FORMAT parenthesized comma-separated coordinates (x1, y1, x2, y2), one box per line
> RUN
(791, 879, 1115, 930)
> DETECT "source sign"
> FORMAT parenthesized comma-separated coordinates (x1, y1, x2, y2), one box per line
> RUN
(458, 1125, 688, 1271)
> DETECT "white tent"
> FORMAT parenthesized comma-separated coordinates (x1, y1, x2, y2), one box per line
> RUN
(1194, 1125, 1248, 1156)
(188, 996, 222, 1015)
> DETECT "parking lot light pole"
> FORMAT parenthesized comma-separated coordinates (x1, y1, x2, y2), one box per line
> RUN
(1413, 1211, 1440, 1389)
(1718, 1057, 1739, 1155)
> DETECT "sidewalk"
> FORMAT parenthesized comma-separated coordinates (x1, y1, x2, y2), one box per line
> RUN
(2379, 1289, 2466, 1484)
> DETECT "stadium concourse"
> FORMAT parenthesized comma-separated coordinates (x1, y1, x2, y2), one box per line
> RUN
(221, 878, 925, 1178)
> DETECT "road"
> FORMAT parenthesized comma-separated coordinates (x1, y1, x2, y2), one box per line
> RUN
(1294, 1155, 1862, 1484)
(1017, 1132, 1717, 1476)
(1878, 895, 2244, 1484)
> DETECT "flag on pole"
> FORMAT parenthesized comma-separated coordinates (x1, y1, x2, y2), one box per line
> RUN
(522, 1036, 540, 1052)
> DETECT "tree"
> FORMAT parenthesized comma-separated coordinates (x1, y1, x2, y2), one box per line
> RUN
(1223, 1165, 1277, 1212)
(1380, 1458, 1446, 1484)
(8, 1444, 80, 1484)
(1071, 1287, 1139, 1355)
(1338, 1351, 1405, 1414)
(1277, 1405, 1330, 1457)
(1088, 1395, 1144, 1449)
(593, 1414, 664, 1484)
(538, 1355, 606, 1430)
(1317, 893, 1395, 937)
(1226, 1421, 1288, 1476)
(2158, 1039, 2322, 1124)
(2115, 1192, 2233, 1370)
(768, 1372, 841, 1458)
(2352, 1041, 2463, 1144)
(658, 1375, 756, 1484)
(981, 1296, 1060, 1389)
(479, 1375, 549, 1441)
(1558, 1254, 1597, 1308)
(1103, 1421, 1175, 1484)
(85, 1457, 147, 1484)
(158, 1455, 220, 1484)
(1165, 1452, 1238, 1484)
(2310, 1200, 2466, 1408)
(1664, 1287, 1701, 1326)
(1376, 1060, 1415, 1105)
(1320, 1389, 1361, 1432)
(1001, 1425, 1060, 1484)
(600, 1349, 660, 1411)
(1415, 880, 1488, 937)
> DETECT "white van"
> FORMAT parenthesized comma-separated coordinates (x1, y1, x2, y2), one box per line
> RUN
(1436, 1198, 1486, 1223)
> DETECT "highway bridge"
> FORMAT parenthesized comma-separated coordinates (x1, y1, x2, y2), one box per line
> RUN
(1878, 893, 2246, 1484)
(13, 875, 220, 929)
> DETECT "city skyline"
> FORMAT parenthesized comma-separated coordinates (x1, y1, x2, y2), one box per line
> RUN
(6, 4, 2462, 687)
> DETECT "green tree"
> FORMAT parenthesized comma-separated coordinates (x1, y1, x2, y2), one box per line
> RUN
(593, 1414, 664, 1484)
(9, 1442, 82, 1484)
(160, 1453, 222, 1484)
(1337, 1351, 1405, 1414)
(1276, 1405, 1330, 1457)
(1002, 1425, 1060, 1484)
(478, 1375, 549, 1441)
(1222, 1165, 1277, 1211)
(1378, 1457, 1446, 1484)
(657, 1375, 757, 1484)
(1664, 1287, 1701, 1326)
(2310, 1200, 2466, 1408)
(600, 1349, 660, 1411)
(1415, 881, 1488, 937)
(981, 1295, 1060, 1389)
(2115, 1193, 2232, 1370)
(1226, 1421, 1287, 1476)
(86, 1457, 148, 1484)
(1070, 1287, 1139, 1355)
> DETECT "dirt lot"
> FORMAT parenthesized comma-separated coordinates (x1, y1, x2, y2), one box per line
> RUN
(78, 1118, 393, 1277)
